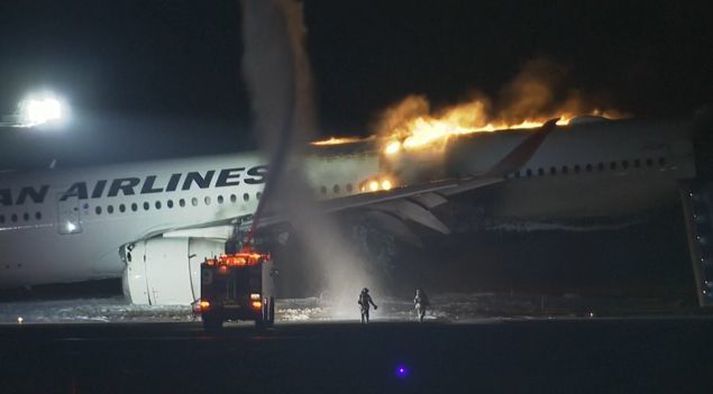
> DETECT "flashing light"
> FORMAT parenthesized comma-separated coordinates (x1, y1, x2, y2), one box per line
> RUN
(198, 300, 210, 312)
(251, 300, 262, 309)
(395, 364, 409, 378)
(381, 179, 393, 191)
(218, 265, 229, 274)
(204, 252, 267, 268)
(17, 317, 23, 324)
(66, 221, 77, 232)
(250, 293, 261, 300)
(369, 180, 379, 192)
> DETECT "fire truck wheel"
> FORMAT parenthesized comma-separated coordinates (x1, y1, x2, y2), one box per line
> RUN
(202, 315, 223, 331)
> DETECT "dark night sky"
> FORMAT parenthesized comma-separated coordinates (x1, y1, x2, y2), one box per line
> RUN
(0, 0, 712, 168)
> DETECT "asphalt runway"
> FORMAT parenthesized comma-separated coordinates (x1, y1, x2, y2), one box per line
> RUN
(2, 317, 713, 393)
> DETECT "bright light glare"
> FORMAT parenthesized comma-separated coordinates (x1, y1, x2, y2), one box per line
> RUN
(19, 96, 64, 127)
(66, 221, 77, 232)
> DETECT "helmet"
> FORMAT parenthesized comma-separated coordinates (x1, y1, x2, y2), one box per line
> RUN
(362, 288, 369, 293)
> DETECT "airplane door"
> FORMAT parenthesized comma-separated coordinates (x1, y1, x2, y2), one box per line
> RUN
(57, 193, 82, 234)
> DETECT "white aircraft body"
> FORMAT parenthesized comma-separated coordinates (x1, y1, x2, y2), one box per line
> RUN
(0, 117, 696, 304)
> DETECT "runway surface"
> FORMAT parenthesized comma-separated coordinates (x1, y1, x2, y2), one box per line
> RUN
(2, 316, 713, 393)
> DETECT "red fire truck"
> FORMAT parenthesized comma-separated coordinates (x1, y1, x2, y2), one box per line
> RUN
(193, 248, 276, 330)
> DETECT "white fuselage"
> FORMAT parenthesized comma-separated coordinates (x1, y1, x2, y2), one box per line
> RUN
(0, 118, 698, 289)
(0, 151, 379, 288)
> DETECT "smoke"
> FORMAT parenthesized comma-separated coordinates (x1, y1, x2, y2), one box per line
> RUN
(240, 0, 379, 317)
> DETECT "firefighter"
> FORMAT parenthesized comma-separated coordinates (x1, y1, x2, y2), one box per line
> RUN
(358, 288, 378, 324)
(414, 288, 429, 323)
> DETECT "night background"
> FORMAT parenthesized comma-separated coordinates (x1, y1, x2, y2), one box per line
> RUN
(0, 0, 711, 303)
(0, 0, 711, 168)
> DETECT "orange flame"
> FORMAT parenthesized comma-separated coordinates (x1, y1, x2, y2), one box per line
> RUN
(376, 95, 623, 156)
(312, 59, 627, 155)
(310, 136, 373, 146)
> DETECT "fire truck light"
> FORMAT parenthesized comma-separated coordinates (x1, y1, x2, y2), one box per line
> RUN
(218, 265, 229, 274)
(251, 301, 262, 309)
(250, 293, 261, 300)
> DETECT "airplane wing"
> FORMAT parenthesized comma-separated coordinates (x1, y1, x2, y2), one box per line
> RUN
(157, 119, 558, 241)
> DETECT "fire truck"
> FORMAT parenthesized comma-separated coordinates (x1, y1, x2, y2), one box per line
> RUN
(193, 247, 276, 330)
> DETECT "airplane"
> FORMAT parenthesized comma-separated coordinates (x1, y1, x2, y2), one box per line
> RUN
(0, 116, 697, 305)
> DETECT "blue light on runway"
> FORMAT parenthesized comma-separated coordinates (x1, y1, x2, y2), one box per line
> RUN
(395, 364, 409, 378)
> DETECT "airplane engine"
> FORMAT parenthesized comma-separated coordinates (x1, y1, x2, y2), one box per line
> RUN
(121, 237, 224, 305)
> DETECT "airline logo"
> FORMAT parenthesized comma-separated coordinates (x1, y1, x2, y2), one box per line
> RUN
(0, 165, 268, 206)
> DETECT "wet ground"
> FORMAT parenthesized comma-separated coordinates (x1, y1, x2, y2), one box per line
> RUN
(2, 316, 712, 393)
(0, 293, 695, 324)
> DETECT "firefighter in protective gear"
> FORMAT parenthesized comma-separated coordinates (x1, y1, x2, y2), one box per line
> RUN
(358, 288, 378, 324)
(414, 288, 429, 323)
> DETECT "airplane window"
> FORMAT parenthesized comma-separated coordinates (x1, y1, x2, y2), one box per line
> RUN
(598, 162, 605, 171)
(95, 206, 102, 215)
(622, 160, 629, 169)
(585, 164, 593, 172)
(119, 204, 126, 213)
(562, 166, 569, 174)
(131, 203, 138, 212)
(346, 183, 353, 192)
(526, 169, 532, 177)
(35, 212, 41, 220)
(574, 165, 581, 174)
(257, 192, 262, 200)
(537, 168, 544, 176)
(333, 184, 340, 193)
(230, 194, 237, 203)
(658, 157, 666, 166)
(646, 158, 653, 167)
(23, 212, 29, 221)
(107, 205, 114, 214)
(167, 200, 174, 208)
(155, 201, 162, 209)
(610, 162, 617, 170)
(243, 193, 249, 202)
(550, 167, 557, 175)
(11, 214, 17, 222)
(179, 199, 185, 207)
(320, 186, 327, 194)
(217, 195, 224, 204)
(204, 196, 211, 205)
(143, 202, 150, 211)
(634, 159, 641, 168)
(191, 197, 198, 207)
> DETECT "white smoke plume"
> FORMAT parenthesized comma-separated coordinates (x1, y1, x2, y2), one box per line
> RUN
(240, 0, 379, 317)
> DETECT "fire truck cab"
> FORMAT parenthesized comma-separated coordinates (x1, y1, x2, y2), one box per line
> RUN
(193, 250, 276, 330)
